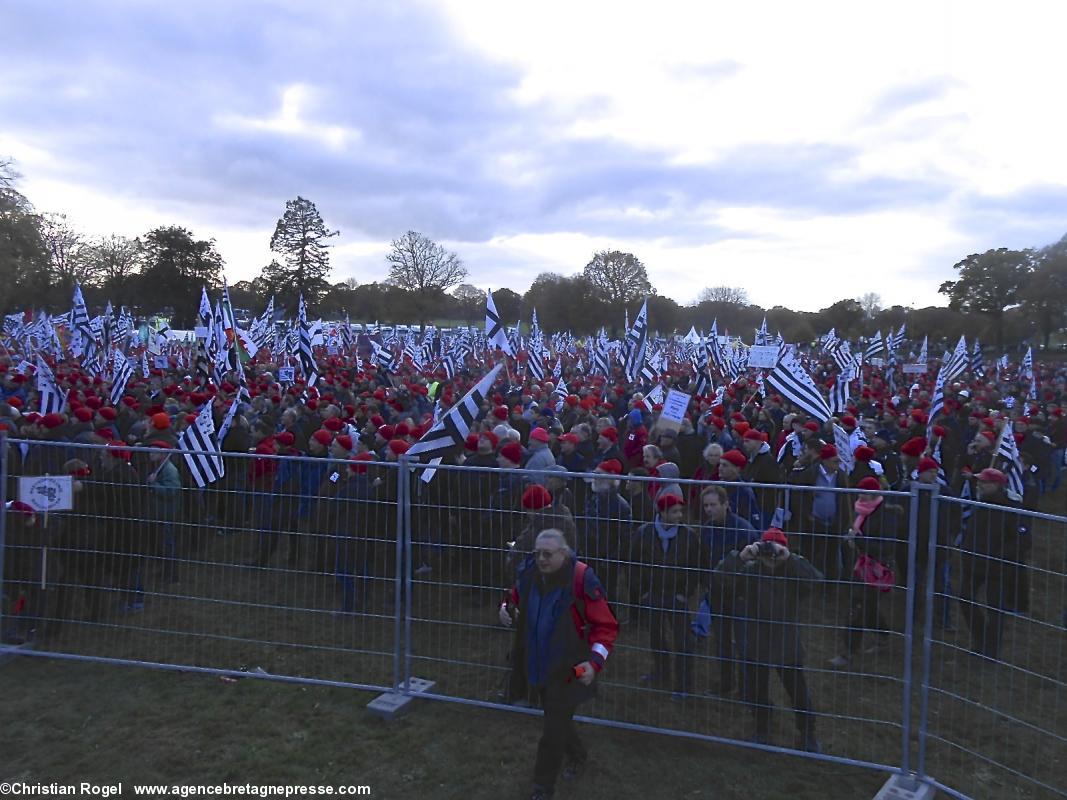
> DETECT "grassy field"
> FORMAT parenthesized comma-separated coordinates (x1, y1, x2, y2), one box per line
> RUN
(0, 657, 886, 799)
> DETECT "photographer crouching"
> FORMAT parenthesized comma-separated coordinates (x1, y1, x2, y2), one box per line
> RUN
(500, 529, 619, 800)
(713, 527, 823, 752)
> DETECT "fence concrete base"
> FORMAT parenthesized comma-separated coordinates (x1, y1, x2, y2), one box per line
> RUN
(875, 774, 937, 799)
(367, 677, 436, 721)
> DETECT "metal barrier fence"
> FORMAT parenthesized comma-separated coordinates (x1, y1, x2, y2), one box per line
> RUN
(1, 437, 1064, 799)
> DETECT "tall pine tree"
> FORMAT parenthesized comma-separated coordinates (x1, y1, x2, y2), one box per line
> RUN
(267, 196, 338, 310)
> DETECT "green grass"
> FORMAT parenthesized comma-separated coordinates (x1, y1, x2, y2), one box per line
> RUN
(0, 657, 885, 799)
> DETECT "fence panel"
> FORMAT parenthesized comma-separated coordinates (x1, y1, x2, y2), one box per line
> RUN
(402, 462, 913, 773)
(920, 493, 1067, 799)
(5, 435, 1067, 799)
(0, 438, 400, 692)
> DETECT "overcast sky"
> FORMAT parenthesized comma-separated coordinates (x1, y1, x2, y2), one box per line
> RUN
(3, 0, 1066, 312)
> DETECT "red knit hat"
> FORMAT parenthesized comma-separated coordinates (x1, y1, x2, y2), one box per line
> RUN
(499, 442, 523, 464)
(312, 429, 333, 446)
(596, 459, 623, 475)
(521, 484, 553, 510)
(656, 493, 685, 511)
(917, 457, 940, 475)
(599, 427, 618, 443)
(819, 444, 838, 460)
(761, 527, 789, 547)
(856, 476, 882, 491)
(721, 449, 747, 468)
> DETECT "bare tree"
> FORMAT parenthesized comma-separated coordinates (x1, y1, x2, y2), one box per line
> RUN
(696, 285, 749, 305)
(87, 234, 140, 285)
(40, 213, 93, 288)
(859, 291, 882, 318)
(387, 231, 467, 326)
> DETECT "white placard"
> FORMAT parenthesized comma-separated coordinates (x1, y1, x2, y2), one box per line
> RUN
(660, 389, 692, 425)
(747, 345, 780, 369)
(153, 356, 169, 370)
(902, 364, 927, 374)
(278, 367, 295, 383)
(194, 326, 209, 339)
(19, 475, 73, 512)
(869, 357, 885, 368)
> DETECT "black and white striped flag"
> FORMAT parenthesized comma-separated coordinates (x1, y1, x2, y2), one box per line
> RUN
(623, 298, 648, 383)
(409, 363, 503, 482)
(109, 351, 134, 406)
(297, 294, 318, 387)
(864, 331, 883, 361)
(179, 403, 225, 488)
(943, 335, 969, 383)
(766, 349, 832, 422)
(486, 290, 514, 356)
(217, 394, 241, 446)
(970, 339, 984, 377)
(1019, 347, 1033, 381)
(828, 374, 850, 414)
(993, 425, 1026, 499)
(36, 355, 67, 416)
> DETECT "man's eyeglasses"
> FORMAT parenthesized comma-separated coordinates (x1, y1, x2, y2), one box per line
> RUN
(534, 549, 563, 559)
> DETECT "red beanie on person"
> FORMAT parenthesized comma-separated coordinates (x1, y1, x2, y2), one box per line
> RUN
(499, 442, 523, 464)
(521, 484, 553, 510)
(761, 527, 789, 547)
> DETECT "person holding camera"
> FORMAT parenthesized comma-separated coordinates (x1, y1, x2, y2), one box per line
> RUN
(713, 527, 822, 751)
(500, 529, 619, 800)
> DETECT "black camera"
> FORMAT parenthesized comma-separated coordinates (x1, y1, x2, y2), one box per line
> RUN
(756, 540, 779, 558)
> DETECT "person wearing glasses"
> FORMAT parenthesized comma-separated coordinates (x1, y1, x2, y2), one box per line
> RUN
(500, 529, 619, 800)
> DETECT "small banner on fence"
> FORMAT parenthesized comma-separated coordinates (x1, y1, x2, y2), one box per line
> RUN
(18, 475, 74, 512)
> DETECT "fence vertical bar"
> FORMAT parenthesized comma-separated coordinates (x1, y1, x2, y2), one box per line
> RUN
(917, 484, 940, 781)
(0, 432, 8, 650)
(393, 458, 408, 693)
(402, 457, 413, 695)
(899, 480, 923, 776)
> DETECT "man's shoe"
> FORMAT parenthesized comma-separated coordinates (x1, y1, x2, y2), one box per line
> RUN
(561, 757, 586, 781)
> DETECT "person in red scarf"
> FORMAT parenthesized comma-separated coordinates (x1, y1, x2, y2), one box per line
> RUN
(828, 476, 906, 669)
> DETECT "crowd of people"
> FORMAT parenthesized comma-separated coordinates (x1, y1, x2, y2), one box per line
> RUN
(1, 341, 1063, 798)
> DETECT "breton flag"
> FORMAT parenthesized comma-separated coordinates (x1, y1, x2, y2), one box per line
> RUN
(195, 286, 212, 382)
(828, 374, 850, 414)
(993, 424, 1026, 499)
(69, 282, 97, 360)
(527, 309, 545, 382)
(889, 324, 906, 353)
(1019, 347, 1033, 381)
(755, 316, 770, 346)
(297, 294, 318, 386)
(109, 351, 134, 406)
(766, 349, 832, 422)
(943, 335, 969, 382)
(916, 336, 928, 365)
(141, 351, 150, 379)
(216, 394, 241, 446)
(864, 331, 884, 361)
(927, 366, 947, 427)
(820, 327, 839, 353)
(623, 298, 649, 383)
(830, 340, 853, 373)
(409, 363, 503, 482)
(36, 355, 67, 415)
(485, 290, 514, 356)
(178, 402, 225, 488)
(592, 329, 610, 377)
(970, 339, 984, 377)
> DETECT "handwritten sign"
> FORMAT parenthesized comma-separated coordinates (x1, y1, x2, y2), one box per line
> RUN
(19, 475, 73, 512)
(746, 345, 780, 369)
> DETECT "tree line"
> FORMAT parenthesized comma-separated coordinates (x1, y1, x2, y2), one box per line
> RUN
(2, 158, 1065, 347)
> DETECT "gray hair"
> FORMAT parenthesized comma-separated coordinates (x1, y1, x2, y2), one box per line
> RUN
(535, 528, 572, 555)
(703, 442, 723, 461)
